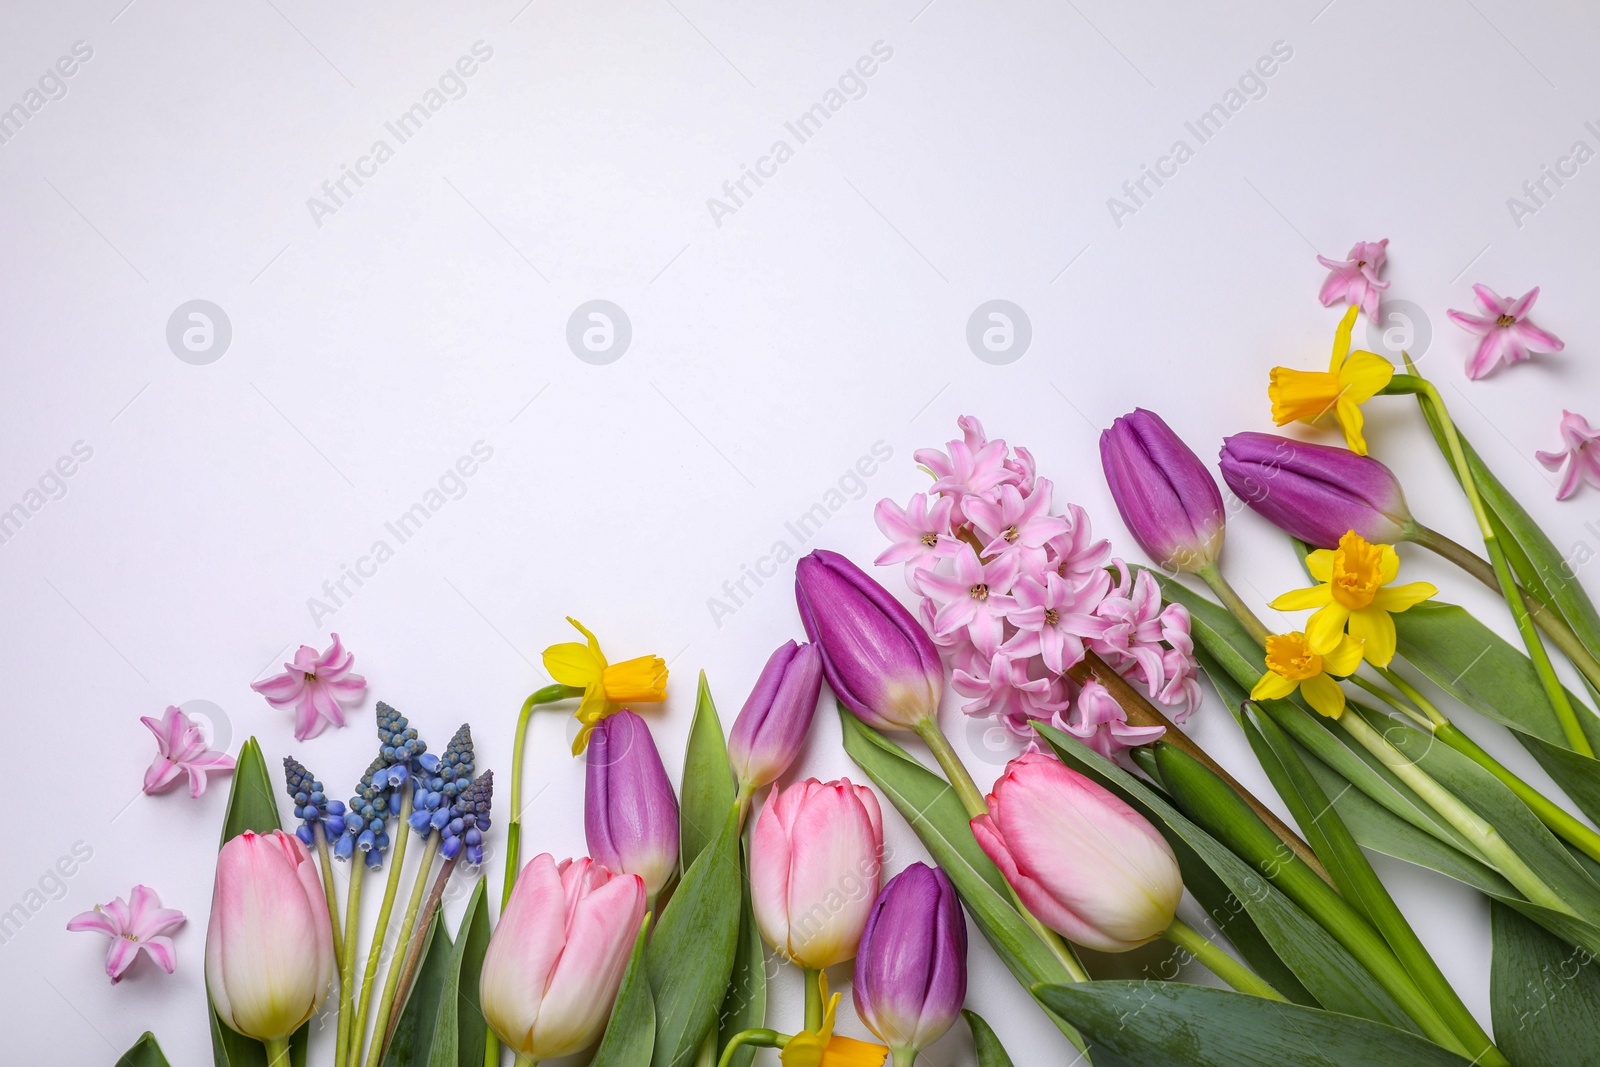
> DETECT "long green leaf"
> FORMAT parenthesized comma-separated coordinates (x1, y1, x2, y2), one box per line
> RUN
(837, 709, 1088, 1051)
(1036, 724, 1416, 1031)
(592, 916, 656, 1067)
(963, 1010, 1016, 1067)
(680, 671, 735, 873)
(116, 1033, 172, 1067)
(425, 876, 490, 1067)
(1491, 899, 1600, 1067)
(715, 855, 766, 1067)
(382, 911, 452, 1067)
(1034, 983, 1476, 1067)
(647, 806, 742, 1067)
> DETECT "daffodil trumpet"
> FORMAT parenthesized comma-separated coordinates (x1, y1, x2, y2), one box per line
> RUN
(1267, 305, 1394, 455)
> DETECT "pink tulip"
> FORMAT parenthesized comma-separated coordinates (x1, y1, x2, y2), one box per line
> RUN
(205, 830, 334, 1042)
(749, 777, 884, 969)
(479, 854, 646, 1062)
(972, 753, 1182, 953)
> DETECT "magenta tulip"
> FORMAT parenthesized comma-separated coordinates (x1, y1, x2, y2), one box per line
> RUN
(205, 830, 334, 1044)
(585, 709, 679, 899)
(727, 640, 824, 792)
(479, 854, 646, 1062)
(854, 863, 967, 1060)
(1100, 409, 1226, 574)
(972, 753, 1182, 952)
(1218, 431, 1415, 548)
(750, 777, 884, 969)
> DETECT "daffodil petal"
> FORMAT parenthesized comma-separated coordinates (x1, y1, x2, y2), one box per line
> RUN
(565, 617, 607, 666)
(1338, 351, 1396, 402)
(1373, 581, 1438, 613)
(1375, 543, 1401, 585)
(1330, 305, 1359, 369)
(1349, 608, 1398, 667)
(543, 642, 603, 688)
(822, 1037, 890, 1066)
(1335, 396, 1369, 456)
(1270, 585, 1333, 611)
(1322, 634, 1366, 676)
(1306, 603, 1351, 654)
(1306, 549, 1335, 582)
(1300, 674, 1347, 719)
(1252, 672, 1298, 701)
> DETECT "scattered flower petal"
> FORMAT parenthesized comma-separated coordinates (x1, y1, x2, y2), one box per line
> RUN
(67, 885, 185, 984)
(1536, 410, 1600, 501)
(141, 706, 234, 798)
(251, 633, 367, 742)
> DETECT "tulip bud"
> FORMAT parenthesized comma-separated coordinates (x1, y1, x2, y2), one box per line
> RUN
(205, 829, 334, 1042)
(480, 854, 646, 1062)
(1218, 431, 1416, 549)
(853, 863, 967, 1058)
(794, 550, 944, 730)
(972, 753, 1182, 952)
(585, 710, 680, 899)
(1100, 409, 1226, 574)
(728, 641, 824, 792)
(750, 777, 884, 969)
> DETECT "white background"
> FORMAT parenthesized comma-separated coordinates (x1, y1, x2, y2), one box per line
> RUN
(4, 0, 1600, 1063)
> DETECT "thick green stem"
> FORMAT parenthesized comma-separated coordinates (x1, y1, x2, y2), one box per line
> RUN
(1349, 672, 1439, 732)
(1410, 377, 1593, 756)
(312, 823, 344, 971)
(891, 1048, 919, 1067)
(1162, 918, 1284, 1000)
(1414, 523, 1600, 694)
(334, 862, 364, 1067)
(365, 834, 442, 1067)
(483, 1031, 499, 1067)
(803, 968, 824, 1033)
(715, 1030, 784, 1067)
(1196, 563, 1273, 646)
(264, 1036, 291, 1067)
(504, 684, 587, 908)
(348, 792, 415, 1065)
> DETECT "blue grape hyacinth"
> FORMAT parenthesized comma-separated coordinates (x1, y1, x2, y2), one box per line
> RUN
(282, 756, 346, 849)
(409, 724, 473, 836)
(440, 769, 493, 865)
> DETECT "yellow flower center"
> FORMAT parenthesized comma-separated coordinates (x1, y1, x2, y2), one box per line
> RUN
(1495, 313, 1515, 327)
(1265, 633, 1323, 682)
(1043, 607, 1059, 626)
(1002, 525, 1020, 543)
(919, 531, 939, 547)
(970, 583, 989, 601)
(1330, 534, 1385, 609)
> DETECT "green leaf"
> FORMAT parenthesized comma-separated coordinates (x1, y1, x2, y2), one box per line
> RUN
(592, 915, 656, 1067)
(837, 708, 1088, 1051)
(963, 1010, 1016, 1067)
(1034, 982, 1477, 1067)
(1036, 724, 1416, 1032)
(209, 738, 310, 1067)
(680, 671, 735, 873)
(647, 805, 743, 1067)
(425, 876, 491, 1067)
(116, 1033, 172, 1067)
(1491, 899, 1600, 1067)
(715, 856, 766, 1067)
(381, 911, 452, 1067)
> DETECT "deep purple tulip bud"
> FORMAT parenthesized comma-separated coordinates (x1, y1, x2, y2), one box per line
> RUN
(1100, 409, 1226, 574)
(728, 640, 824, 792)
(1219, 432, 1416, 549)
(585, 710, 679, 899)
(853, 863, 967, 1059)
(794, 550, 944, 731)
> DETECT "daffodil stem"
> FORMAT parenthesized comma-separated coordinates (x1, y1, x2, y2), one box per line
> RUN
(1349, 673, 1439, 732)
(365, 834, 442, 1067)
(803, 968, 824, 1033)
(334, 862, 364, 1067)
(1409, 373, 1593, 756)
(504, 683, 588, 908)
(715, 1030, 785, 1067)
(312, 822, 344, 971)
(264, 1036, 291, 1067)
(1162, 917, 1285, 1001)
(1196, 563, 1273, 646)
(349, 792, 414, 1066)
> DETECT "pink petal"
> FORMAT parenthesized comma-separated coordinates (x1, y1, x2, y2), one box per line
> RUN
(1513, 320, 1564, 353)
(144, 756, 184, 795)
(1507, 286, 1540, 318)
(140, 935, 177, 975)
(66, 909, 121, 937)
(252, 671, 306, 704)
(105, 937, 141, 983)
(1471, 284, 1508, 314)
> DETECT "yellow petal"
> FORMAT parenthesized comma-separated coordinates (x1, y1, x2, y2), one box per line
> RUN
(1374, 543, 1401, 585)
(1269, 368, 1341, 426)
(1330, 305, 1359, 369)
(1305, 602, 1351, 654)
(1372, 581, 1437, 613)
(1349, 608, 1397, 668)
(602, 655, 669, 703)
(1338, 350, 1396, 403)
(1322, 634, 1366, 676)
(1306, 549, 1335, 582)
(1335, 396, 1369, 456)
(543, 642, 604, 688)
(1300, 673, 1347, 719)
(1270, 585, 1333, 611)
(1252, 672, 1298, 701)
(820, 1037, 889, 1066)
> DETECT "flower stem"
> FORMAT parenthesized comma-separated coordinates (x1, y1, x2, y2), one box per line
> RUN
(312, 822, 344, 971)
(1409, 374, 1593, 756)
(802, 968, 824, 1033)
(348, 792, 415, 1065)
(891, 1049, 919, 1067)
(1349, 673, 1440, 732)
(334, 862, 364, 1067)
(264, 1036, 291, 1067)
(504, 684, 587, 909)
(715, 1029, 785, 1067)
(382, 854, 462, 1055)
(366, 834, 442, 1067)
(1161, 917, 1284, 1000)
(1196, 563, 1272, 647)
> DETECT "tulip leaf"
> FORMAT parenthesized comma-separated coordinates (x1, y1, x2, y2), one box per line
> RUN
(592, 915, 656, 1067)
(116, 1032, 172, 1067)
(1034, 982, 1477, 1067)
(680, 671, 736, 873)
(1491, 899, 1600, 1067)
(647, 805, 743, 1067)
(425, 876, 491, 1067)
(1036, 724, 1416, 1032)
(381, 910, 452, 1067)
(209, 737, 310, 1067)
(963, 1010, 1016, 1067)
(838, 708, 1089, 1052)
(716, 857, 767, 1067)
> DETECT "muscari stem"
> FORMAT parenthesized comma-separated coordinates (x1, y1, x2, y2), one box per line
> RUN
(312, 822, 345, 971)
(504, 684, 587, 908)
(914, 716, 1091, 983)
(348, 792, 415, 1065)
(365, 833, 442, 1067)
(334, 861, 364, 1067)
(1161, 917, 1285, 1001)
(1407, 374, 1593, 757)
(383, 854, 462, 1055)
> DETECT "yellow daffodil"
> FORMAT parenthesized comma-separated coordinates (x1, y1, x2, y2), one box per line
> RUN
(1269, 530, 1437, 667)
(1251, 631, 1365, 719)
(780, 975, 888, 1067)
(542, 617, 667, 754)
(1268, 305, 1394, 455)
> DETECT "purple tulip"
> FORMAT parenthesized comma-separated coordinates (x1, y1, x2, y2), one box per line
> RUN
(794, 550, 945, 731)
(1100, 409, 1226, 574)
(585, 710, 679, 899)
(1219, 432, 1416, 549)
(728, 640, 824, 792)
(853, 862, 967, 1059)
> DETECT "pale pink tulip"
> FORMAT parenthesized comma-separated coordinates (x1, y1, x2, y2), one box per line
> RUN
(141, 705, 234, 798)
(67, 885, 185, 984)
(205, 830, 333, 1041)
(749, 777, 883, 969)
(479, 854, 645, 1061)
(972, 753, 1181, 952)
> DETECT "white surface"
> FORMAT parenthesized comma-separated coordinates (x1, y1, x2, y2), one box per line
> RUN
(4, 0, 1599, 1062)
